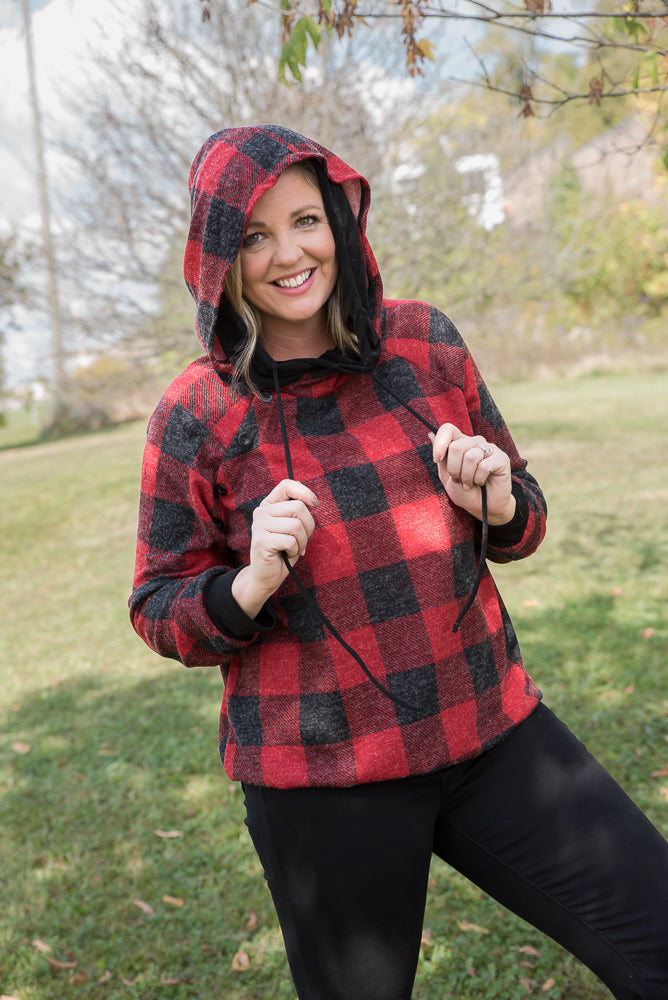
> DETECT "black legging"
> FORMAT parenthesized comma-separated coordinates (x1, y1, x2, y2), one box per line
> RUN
(243, 704, 668, 1000)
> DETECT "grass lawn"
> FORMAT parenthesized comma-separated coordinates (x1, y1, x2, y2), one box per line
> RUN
(1, 370, 666, 999)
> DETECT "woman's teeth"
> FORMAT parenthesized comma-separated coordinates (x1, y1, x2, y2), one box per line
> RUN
(274, 269, 313, 289)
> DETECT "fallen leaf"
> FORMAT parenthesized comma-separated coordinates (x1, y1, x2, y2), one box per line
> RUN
(1, 995, 22, 999)
(133, 898, 155, 915)
(456, 919, 489, 934)
(246, 911, 258, 932)
(609, 587, 623, 596)
(522, 599, 540, 608)
(11, 741, 31, 754)
(32, 938, 52, 953)
(659, 787, 668, 801)
(120, 977, 134, 986)
(651, 766, 668, 777)
(517, 945, 540, 956)
(163, 894, 184, 907)
(97, 971, 112, 983)
(642, 628, 657, 640)
(231, 950, 250, 971)
(154, 829, 182, 839)
(542, 977, 556, 991)
(160, 976, 181, 985)
(624, 685, 635, 695)
(48, 958, 78, 970)
(70, 973, 87, 984)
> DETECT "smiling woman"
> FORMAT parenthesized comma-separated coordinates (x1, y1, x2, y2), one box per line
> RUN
(129, 123, 668, 1000)
(238, 165, 339, 359)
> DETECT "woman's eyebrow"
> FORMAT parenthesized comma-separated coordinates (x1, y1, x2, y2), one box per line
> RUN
(247, 203, 323, 228)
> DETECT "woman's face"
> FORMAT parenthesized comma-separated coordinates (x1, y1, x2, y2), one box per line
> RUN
(239, 166, 338, 349)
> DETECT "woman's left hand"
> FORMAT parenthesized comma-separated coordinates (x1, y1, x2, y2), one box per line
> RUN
(429, 424, 516, 525)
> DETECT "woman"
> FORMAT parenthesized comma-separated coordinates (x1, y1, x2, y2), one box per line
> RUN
(130, 124, 668, 1000)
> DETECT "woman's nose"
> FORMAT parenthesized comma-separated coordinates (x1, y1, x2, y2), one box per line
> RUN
(272, 231, 303, 265)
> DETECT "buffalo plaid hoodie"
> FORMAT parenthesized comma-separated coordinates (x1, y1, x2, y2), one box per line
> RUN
(129, 124, 547, 789)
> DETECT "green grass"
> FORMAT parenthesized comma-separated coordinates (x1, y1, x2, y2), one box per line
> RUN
(1, 371, 667, 999)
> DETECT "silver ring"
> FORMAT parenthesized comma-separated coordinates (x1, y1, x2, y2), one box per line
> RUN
(479, 443, 492, 458)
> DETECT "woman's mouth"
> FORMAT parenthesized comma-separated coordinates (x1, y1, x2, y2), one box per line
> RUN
(273, 269, 314, 289)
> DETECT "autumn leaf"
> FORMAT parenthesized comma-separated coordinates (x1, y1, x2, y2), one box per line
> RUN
(651, 765, 668, 777)
(32, 938, 53, 953)
(642, 627, 657, 639)
(231, 949, 250, 971)
(48, 957, 78, 970)
(154, 829, 182, 839)
(160, 976, 181, 985)
(11, 741, 31, 754)
(133, 898, 155, 915)
(457, 919, 489, 934)
(588, 76, 604, 105)
(517, 944, 540, 956)
(97, 971, 112, 983)
(659, 787, 668, 801)
(246, 911, 258, 931)
(163, 894, 184, 907)
(542, 977, 556, 991)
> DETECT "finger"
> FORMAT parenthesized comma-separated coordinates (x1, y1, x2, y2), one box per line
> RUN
(428, 423, 463, 465)
(256, 500, 316, 540)
(460, 441, 494, 487)
(257, 515, 310, 549)
(265, 479, 319, 508)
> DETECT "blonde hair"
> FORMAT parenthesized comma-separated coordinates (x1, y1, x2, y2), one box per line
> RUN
(222, 162, 360, 393)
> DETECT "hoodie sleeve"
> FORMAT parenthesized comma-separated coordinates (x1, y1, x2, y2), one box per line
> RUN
(427, 308, 547, 564)
(129, 390, 273, 667)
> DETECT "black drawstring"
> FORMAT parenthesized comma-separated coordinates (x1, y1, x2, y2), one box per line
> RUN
(369, 369, 489, 632)
(272, 366, 422, 712)
(270, 363, 490, 712)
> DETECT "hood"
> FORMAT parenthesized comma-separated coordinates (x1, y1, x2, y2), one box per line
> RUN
(184, 124, 383, 383)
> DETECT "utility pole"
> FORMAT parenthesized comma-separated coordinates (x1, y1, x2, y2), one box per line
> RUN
(21, 0, 67, 427)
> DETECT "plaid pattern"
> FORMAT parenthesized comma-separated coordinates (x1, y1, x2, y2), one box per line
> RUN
(129, 126, 547, 788)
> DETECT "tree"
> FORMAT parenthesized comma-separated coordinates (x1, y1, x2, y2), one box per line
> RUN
(202, 0, 668, 127)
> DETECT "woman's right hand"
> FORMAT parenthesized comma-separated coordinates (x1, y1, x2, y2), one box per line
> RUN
(231, 479, 318, 619)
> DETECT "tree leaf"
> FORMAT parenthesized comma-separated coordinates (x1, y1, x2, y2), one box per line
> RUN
(457, 919, 489, 934)
(133, 898, 155, 915)
(231, 949, 250, 971)
(163, 894, 184, 907)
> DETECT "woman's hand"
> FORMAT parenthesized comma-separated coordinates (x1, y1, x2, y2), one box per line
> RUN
(231, 479, 318, 619)
(429, 424, 516, 526)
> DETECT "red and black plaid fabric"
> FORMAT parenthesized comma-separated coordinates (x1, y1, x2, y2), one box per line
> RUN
(130, 126, 547, 788)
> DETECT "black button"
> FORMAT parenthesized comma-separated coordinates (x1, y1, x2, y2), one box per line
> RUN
(214, 483, 228, 497)
(237, 431, 253, 448)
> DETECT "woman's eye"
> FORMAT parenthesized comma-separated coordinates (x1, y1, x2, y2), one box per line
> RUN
(296, 214, 319, 227)
(242, 231, 263, 248)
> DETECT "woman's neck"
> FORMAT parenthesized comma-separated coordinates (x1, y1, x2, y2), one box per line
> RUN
(260, 315, 334, 361)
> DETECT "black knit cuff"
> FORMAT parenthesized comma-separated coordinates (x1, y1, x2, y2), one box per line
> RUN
(486, 481, 529, 548)
(204, 569, 276, 639)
